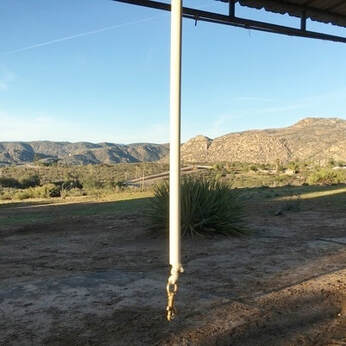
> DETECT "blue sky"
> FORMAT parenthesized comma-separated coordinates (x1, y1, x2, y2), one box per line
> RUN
(1, 0, 346, 143)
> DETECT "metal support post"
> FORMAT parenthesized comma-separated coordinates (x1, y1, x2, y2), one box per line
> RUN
(166, 0, 184, 321)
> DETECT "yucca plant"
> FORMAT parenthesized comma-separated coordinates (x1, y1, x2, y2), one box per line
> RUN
(149, 177, 245, 236)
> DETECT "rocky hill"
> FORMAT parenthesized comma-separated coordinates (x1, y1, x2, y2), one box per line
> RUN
(1, 117, 345, 165)
(180, 117, 346, 163)
(0, 141, 169, 166)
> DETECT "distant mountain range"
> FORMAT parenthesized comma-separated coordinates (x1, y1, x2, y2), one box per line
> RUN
(0, 142, 169, 166)
(1, 117, 345, 166)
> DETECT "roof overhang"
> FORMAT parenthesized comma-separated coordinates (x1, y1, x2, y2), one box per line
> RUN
(112, 0, 346, 43)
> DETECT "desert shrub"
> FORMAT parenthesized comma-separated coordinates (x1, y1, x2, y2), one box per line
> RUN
(115, 180, 126, 188)
(149, 177, 245, 236)
(56, 180, 83, 198)
(11, 184, 60, 200)
(0, 177, 21, 188)
(20, 174, 40, 188)
(307, 168, 346, 185)
(275, 159, 284, 173)
(328, 158, 336, 168)
(65, 188, 86, 197)
(55, 180, 83, 191)
(0, 175, 40, 189)
(287, 161, 299, 173)
(38, 184, 61, 198)
(212, 163, 223, 171)
(13, 190, 32, 200)
(270, 174, 290, 187)
(113, 180, 127, 192)
(212, 163, 228, 180)
(0, 189, 13, 200)
(81, 177, 104, 190)
(0, 194, 12, 200)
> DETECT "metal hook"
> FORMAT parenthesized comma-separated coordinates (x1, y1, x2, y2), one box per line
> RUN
(195, 15, 199, 26)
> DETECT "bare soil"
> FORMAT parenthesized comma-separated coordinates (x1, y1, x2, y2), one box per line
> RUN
(0, 192, 345, 345)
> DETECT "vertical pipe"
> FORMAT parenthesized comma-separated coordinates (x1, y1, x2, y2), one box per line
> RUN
(229, 0, 235, 17)
(301, 11, 306, 31)
(169, 0, 183, 274)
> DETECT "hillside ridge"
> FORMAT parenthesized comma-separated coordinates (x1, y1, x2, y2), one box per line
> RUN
(1, 117, 345, 165)
(0, 141, 169, 166)
(180, 117, 346, 164)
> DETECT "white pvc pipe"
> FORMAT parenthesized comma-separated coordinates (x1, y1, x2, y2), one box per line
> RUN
(169, 0, 183, 275)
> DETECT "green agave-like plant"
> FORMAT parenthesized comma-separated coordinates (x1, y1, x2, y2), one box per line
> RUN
(149, 177, 245, 236)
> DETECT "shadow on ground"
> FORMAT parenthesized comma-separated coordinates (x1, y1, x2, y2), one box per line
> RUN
(0, 184, 345, 345)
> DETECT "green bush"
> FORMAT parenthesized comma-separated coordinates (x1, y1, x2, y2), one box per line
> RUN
(149, 177, 245, 236)
(287, 161, 299, 173)
(37, 184, 61, 198)
(81, 177, 104, 190)
(10, 184, 60, 200)
(307, 168, 346, 185)
(20, 175, 40, 188)
(0, 177, 21, 188)
(0, 175, 40, 189)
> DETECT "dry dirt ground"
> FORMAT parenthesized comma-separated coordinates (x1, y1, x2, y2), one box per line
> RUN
(0, 188, 345, 346)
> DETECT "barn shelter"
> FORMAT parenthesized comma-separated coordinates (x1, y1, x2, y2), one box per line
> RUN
(112, 0, 346, 321)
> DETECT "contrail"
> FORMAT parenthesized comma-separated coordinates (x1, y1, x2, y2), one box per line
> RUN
(1, 1, 221, 55)
(1, 15, 159, 55)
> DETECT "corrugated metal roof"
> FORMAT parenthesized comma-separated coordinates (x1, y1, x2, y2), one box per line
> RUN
(218, 0, 346, 27)
(113, 0, 346, 42)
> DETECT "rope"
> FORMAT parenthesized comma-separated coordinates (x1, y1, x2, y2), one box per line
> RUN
(166, 264, 184, 321)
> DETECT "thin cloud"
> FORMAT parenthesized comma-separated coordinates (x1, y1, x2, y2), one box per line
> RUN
(1, 0, 220, 56)
(1, 16, 159, 55)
